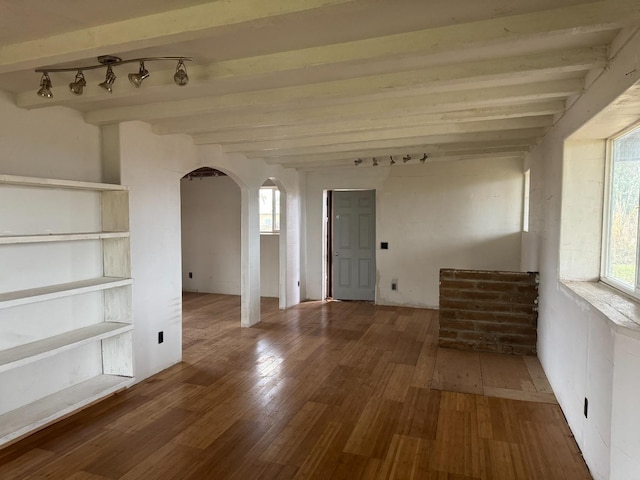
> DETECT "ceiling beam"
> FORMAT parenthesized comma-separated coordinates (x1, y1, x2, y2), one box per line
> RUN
(82, 48, 599, 124)
(237, 128, 546, 158)
(0, 0, 355, 73)
(206, 117, 553, 153)
(153, 99, 566, 136)
(262, 139, 539, 165)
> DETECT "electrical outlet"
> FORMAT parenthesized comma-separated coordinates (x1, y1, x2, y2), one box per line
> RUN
(584, 397, 588, 418)
(188, 272, 193, 279)
(158, 331, 164, 344)
(391, 280, 397, 291)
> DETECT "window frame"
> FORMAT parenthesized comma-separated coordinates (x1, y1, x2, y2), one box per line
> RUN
(259, 186, 281, 235)
(601, 125, 640, 300)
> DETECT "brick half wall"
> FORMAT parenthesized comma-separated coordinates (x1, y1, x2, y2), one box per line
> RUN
(439, 269, 539, 355)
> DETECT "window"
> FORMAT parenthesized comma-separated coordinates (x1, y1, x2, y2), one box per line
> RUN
(523, 169, 530, 232)
(603, 126, 640, 296)
(259, 186, 280, 234)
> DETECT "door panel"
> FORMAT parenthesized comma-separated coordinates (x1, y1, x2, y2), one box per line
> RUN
(332, 190, 376, 301)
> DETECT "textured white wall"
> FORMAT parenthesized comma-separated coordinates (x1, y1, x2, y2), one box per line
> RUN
(181, 176, 242, 295)
(525, 32, 640, 480)
(180, 175, 280, 297)
(304, 157, 523, 307)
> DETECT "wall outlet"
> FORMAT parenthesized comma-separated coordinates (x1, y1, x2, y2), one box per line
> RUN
(391, 280, 398, 291)
(158, 331, 164, 344)
(188, 272, 193, 279)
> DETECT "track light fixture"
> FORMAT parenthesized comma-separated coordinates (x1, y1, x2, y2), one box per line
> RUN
(128, 61, 149, 88)
(174, 59, 189, 86)
(68, 71, 86, 95)
(99, 65, 117, 93)
(37, 72, 53, 98)
(34, 55, 193, 97)
(352, 153, 429, 167)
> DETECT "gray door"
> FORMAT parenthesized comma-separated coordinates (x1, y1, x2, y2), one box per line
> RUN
(332, 190, 376, 301)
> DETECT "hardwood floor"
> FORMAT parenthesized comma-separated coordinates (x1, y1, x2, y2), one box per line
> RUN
(0, 293, 591, 479)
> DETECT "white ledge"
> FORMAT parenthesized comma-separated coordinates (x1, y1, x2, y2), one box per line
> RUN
(562, 280, 640, 341)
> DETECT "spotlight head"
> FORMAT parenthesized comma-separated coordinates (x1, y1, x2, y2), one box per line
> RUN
(403, 155, 412, 163)
(37, 72, 53, 98)
(174, 59, 189, 86)
(354, 158, 363, 166)
(99, 65, 117, 93)
(390, 156, 396, 165)
(68, 71, 86, 95)
(128, 61, 149, 88)
(420, 153, 428, 163)
(372, 157, 379, 166)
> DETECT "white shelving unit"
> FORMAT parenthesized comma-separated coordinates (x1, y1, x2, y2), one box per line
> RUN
(0, 174, 134, 447)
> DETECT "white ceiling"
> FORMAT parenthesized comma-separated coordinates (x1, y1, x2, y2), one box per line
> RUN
(0, 0, 637, 169)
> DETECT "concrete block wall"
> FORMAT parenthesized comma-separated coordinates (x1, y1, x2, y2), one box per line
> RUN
(439, 269, 539, 355)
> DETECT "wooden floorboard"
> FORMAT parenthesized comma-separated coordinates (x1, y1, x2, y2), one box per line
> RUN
(0, 293, 591, 479)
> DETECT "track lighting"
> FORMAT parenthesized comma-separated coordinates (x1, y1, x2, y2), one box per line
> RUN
(99, 65, 117, 93)
(37, 72, 53, 98)
(68, 71, 86, 95)
(174, 59, 189, 86)
(351, 153, 429, 167)
(128, 61, 149, 88)
(34, 56, 193, 97)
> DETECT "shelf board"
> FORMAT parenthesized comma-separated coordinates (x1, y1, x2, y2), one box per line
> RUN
(0, 174, 128, 192)
(0, 231, 129, 245)
(0, 374, 133, 447)
(0, 323, 133, 373)
(0, 277, 133, 309)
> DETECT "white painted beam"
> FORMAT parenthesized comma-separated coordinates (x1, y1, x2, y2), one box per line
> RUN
(155, 101, 565, 138)
(82, 49, 597, 124)
(261, 139, 540, 165)
(238, 128, 546, 159)
(211, 117, 553, 153)
(0, 0, 355, 73)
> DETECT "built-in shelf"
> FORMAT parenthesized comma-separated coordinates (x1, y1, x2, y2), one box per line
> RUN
(0, 231, 129, 245)
(0, 173, 133, 447)
(0, 277, 133, 310)
(0, 323, 133, 373)
(0, 374, 133, 446)
(0, 174, 128, 192)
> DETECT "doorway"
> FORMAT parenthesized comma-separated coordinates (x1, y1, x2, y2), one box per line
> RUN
(328, 189, 376, 301)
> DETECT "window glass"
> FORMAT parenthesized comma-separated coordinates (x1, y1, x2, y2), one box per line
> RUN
(259, 186, 280, 233)
(606, 128, 640, 289)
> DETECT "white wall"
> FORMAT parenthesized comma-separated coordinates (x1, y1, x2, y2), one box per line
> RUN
(180, 176, 280, 298)
(117, 121, 198, 382)
(0, 91, 101, 182)
(304, 157, 523, 307)
(524, 31, 640, 480)
(181, 176, 242, 295)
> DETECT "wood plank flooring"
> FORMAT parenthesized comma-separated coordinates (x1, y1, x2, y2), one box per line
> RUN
(0, 294, 592, 479)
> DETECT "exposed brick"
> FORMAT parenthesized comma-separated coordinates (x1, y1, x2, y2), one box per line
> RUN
(438, 268, 538, 355)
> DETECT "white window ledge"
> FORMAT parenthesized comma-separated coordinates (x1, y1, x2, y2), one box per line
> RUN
(562, 280, 640, 341)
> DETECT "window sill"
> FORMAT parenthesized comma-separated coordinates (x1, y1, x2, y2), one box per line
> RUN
(561, 280, 640, 341)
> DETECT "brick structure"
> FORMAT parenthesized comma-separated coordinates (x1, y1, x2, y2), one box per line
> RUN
(439, 269, 539, 355)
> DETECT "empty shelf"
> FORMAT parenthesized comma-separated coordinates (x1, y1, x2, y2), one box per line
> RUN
(0, 374, 133, 447)
(0, 174, 128, 191)
(0, 322, 133, 373)
(0, 231, 129, 245)
(0, 277, 133, 309)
